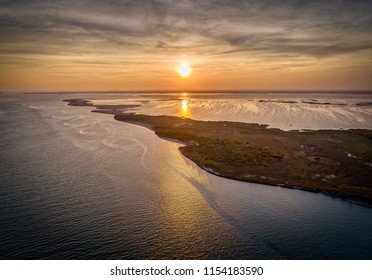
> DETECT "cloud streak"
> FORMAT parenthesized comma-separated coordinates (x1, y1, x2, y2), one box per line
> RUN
(1, 0, 372, 90)
(1, 0, 371, 56)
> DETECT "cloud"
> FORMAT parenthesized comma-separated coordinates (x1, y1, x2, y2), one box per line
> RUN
(0, 0, 372, 63)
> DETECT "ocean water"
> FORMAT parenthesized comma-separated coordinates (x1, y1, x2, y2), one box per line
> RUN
(92, 92, 372, 130)
(1, 92, 372, 259)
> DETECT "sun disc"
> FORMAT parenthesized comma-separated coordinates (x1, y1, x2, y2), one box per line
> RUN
(177, 63, 191, 77)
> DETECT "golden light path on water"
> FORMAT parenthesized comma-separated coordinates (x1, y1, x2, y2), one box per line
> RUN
(179, 92, 189, 117)
(181, 99, 188, 117)
(1, 93, 370, 259)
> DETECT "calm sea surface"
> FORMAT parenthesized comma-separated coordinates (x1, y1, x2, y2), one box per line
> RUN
(1, 92, 372, 259)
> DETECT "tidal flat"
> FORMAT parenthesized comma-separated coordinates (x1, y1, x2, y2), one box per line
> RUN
(65, 98, 372, 207)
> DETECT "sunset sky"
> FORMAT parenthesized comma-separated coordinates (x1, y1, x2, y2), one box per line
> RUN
(1, 0, 372, 92)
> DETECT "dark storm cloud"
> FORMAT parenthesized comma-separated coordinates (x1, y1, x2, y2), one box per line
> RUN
(1, 0, 372, 59)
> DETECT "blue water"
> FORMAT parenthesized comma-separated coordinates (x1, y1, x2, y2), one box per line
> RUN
(1, 93, 372, 259)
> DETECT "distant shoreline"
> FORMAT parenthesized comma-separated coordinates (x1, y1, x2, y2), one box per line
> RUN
(64, 98, 372, 208)
(19, 89, 372, 95)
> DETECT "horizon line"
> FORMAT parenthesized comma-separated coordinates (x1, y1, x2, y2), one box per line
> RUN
(5, 89, 372, 94)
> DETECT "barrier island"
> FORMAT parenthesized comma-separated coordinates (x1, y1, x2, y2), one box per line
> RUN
(64, 99, 372, 206)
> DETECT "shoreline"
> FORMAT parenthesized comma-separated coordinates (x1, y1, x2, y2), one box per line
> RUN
(115, 117, 372, 209)
(113, 116, 188, 146)
(64, 98, 372, 207)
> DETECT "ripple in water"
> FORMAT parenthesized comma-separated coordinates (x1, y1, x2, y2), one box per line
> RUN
(0, 93, 372, 259)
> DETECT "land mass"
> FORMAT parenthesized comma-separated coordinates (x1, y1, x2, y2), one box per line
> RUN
(64, 99, 372, 206)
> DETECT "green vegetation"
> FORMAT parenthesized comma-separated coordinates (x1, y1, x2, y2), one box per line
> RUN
(115, 114, 372, 206)
(64, 99, 372, 206)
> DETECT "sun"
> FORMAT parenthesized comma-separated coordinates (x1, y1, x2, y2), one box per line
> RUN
(177, 63, 191, 77)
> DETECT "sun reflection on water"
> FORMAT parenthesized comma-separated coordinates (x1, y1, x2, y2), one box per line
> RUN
(181, 99, 188, 117)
